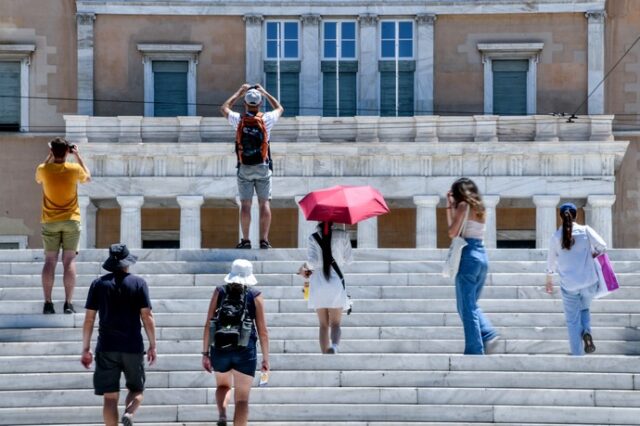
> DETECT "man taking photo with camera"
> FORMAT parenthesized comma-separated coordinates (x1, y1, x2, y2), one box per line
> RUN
(35, 137, 91, 314)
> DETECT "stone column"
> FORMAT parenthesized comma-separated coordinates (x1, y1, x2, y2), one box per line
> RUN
(533, 195, 560, 249)
(78, 196, 96, 249)
(415, 14, 436, 115)
(76, 13, 95, 115)
(586, 195, 616, 246)
(295, 195, 318, 248)
(483, 195, 500, 249)
(117, 196, 144, 249)
(236, 196, 260, 245)
(586, 10, 606, 114)
(300, 14, 321, 116)
(357, 217, 378, 248)
(244, 14, 264, 85)
(413, 195, 439, 248)
(358, 14, 379, 115)
(177, 195, 204, 249)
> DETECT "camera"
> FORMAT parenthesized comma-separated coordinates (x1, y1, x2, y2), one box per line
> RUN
(67, 143, 77, 153)
(251, 85, 259, 90)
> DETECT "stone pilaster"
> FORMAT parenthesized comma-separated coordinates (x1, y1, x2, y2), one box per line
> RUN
(415, 14, 436, 115)
(358, 14, 379, 115)
(483, 195, 500, 249)
(177, 195, 204, 249)
(117, 196, 144, 249)
(76, 13, 95, 115)
(244, 14, 264, 85)
(78, 196, 96, 249)
(295, 195, 318, 248)
(586, 10, 606, 114)
(533, 195, 560, 249)
(300, 14, 322, 116)
(413, 195, 439, 248)
(357, 217, 378, 248)
(586, 195, 616, 246)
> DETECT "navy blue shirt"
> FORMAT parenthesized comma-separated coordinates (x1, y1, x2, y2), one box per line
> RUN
(85, 273, 152, 353)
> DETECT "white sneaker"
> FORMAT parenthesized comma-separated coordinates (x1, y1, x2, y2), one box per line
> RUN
(328, 344, 339, 354)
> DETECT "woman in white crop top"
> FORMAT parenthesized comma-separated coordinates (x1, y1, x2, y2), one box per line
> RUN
(446, 178, 499, 355)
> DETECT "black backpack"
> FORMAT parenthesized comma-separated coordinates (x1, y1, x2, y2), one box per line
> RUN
(210, 284, 253, 350)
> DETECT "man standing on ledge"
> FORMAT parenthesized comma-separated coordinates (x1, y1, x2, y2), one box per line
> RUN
(81, 244, 157, 426)
(35, 137, 91, 314)
(221, 83, 284, 249)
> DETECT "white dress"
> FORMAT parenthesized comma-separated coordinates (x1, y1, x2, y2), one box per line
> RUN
(306, 227, 353, 310)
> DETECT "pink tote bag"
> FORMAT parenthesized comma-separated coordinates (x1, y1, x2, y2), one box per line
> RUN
(593, 253, 619, 299)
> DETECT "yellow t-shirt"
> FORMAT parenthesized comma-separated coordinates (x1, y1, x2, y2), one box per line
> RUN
(35, 162, 89, 223)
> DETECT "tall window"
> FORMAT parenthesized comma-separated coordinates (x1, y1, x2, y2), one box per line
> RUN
(322, 21, 358, 117)
(0, 61, 21, 131)
(379, 21, 414, 116)
(492, 60, 528, 115)
(152, 61, 188, 117)
(265, 21, 300, 116)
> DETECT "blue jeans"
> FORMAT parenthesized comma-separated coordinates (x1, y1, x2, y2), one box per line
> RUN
(455, 239, 498, 355)
(560, 284, 596, 356)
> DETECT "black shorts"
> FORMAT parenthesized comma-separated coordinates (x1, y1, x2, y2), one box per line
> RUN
(210, 345, 257, 377)
(93, 351, 146, 395)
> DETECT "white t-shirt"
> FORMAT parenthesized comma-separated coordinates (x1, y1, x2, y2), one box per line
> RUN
(227, 110, 280, 141)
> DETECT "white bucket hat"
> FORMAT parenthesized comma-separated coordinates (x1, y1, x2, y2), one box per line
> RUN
(224, 259, 258, 286)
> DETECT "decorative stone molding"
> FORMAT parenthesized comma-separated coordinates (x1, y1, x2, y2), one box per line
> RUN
(571, 156, 584, 177)
(420, 157, 433, 177)
(64, 115, 89, 144)
(474, 115, 499, 142)
(357, 14, 379, 26)
(243, 14, 264, 25)
(300, 14, 321, 25)
(585, 10, 606, 22)
(415, 14, 437, 25)
(117, 116, 143, 143)
(76, 12, 96, 25)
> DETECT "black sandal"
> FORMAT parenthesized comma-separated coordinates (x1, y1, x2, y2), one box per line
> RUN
(583, 332, 596, 354)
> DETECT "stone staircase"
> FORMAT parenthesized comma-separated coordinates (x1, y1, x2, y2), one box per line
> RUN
(1, 248, 640, 425)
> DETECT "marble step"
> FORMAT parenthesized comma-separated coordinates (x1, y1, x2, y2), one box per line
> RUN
(4, 312, 640, 329)
(1, 369, 636, 392)
(1, 260, 639, 275)
(2, 298, 639, 315)
(3, 403, 640, 425)
(5, 386, 639, 408)
(3, 325, 639, 342)
(0, 353, 638, 376)
(19, 423, 631, 426)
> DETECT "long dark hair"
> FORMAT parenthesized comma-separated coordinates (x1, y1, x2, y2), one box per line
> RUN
(450, 177, 486, 220)
(318, 222, 333, 280)
(561, 209, 576, 250)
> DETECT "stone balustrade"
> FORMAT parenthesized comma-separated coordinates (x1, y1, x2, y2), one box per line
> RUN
(64, 114, 615, 144)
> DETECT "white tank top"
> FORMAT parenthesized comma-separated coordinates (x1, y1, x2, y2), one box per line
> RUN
(462, 220, 485, 239)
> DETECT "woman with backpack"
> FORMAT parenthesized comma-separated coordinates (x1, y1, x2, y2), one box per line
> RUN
(545, 202, 607, 355)
(300, 221, 353, 354)
(447, 178, 499, 355)
(202, 259, 269, 426)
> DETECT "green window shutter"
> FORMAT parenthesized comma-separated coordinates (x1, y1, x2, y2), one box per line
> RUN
(0, 62, 21, 129)
(493, 60, 528, 115)
(379, 61, 414, 117)
(266, 71, 299, 117)
(153, 61, 188, 117)
(322, 62, 357, 117)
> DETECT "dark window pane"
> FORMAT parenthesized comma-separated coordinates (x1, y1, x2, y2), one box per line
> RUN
(267, 41, 277, 58)
(324, 22, 336, 39)
(399, 40, 413, 58)
(153, 61, 188, 117)
(267, 22, 278, 40)
(284, 22, 298, 39)
(342, 22, 356, 39)
(0, 61, 21, 126)
(381, 22, 395, 39)
(493, 60, 528, 115)
(342, 41, 356, 58)
(267, 72, 299, 117)
(399, 22, 413, 39)
(284, 41, 298, 58)
(324, 41, 336, 58)
(381, 40, 395, 58)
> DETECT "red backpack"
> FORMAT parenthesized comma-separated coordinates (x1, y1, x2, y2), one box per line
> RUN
(235, 112, 269, 166)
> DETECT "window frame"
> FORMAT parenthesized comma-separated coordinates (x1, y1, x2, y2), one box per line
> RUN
(137, 44, 202, 117)
(321, 20, 358, 61)
(0, 44, 35, 132)
(478, 43, 544, 115)
(379, 20, 414, 60)
(264, 20, 300, 60)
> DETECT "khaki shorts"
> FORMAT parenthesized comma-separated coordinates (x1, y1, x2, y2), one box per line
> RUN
(237, 164, 272, 201)
(41, 220, 81, 252)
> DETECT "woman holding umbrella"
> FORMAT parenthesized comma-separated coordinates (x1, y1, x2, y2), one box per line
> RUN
(301, 222, 353, 354)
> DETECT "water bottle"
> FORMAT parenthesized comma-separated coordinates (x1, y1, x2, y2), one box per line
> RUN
(303, 280, 310, 300)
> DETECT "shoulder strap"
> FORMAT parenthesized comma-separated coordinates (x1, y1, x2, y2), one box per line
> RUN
(457, 205, 470, 238)
(312, 232, 346, 290)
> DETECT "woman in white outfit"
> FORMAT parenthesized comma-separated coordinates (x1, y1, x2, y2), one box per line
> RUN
(302, 221, 353, 354)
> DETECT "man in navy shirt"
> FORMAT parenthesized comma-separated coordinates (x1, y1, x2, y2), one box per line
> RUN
(81, 244, 157, 426)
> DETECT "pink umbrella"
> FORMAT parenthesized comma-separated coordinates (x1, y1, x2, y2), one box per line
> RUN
(298, 185, 390, 225)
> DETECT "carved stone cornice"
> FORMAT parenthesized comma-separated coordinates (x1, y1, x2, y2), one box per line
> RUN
(300, 14, 321, 25)
(243, 14, 264, 25)
(76, 12, 96, 25)
(358, 13, 379, 26)
(415, 13, 437, 25)
(585, 10, 606, 22)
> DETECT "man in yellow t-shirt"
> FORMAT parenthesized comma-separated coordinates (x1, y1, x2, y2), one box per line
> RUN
(35, 137, 91, 315)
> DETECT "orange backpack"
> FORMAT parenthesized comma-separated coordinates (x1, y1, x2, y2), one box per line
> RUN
(235, 112, 269, 166)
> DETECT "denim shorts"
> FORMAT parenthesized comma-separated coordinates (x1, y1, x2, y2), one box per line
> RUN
(210, 345, 257, 377)
(237, 164, 272, 201)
